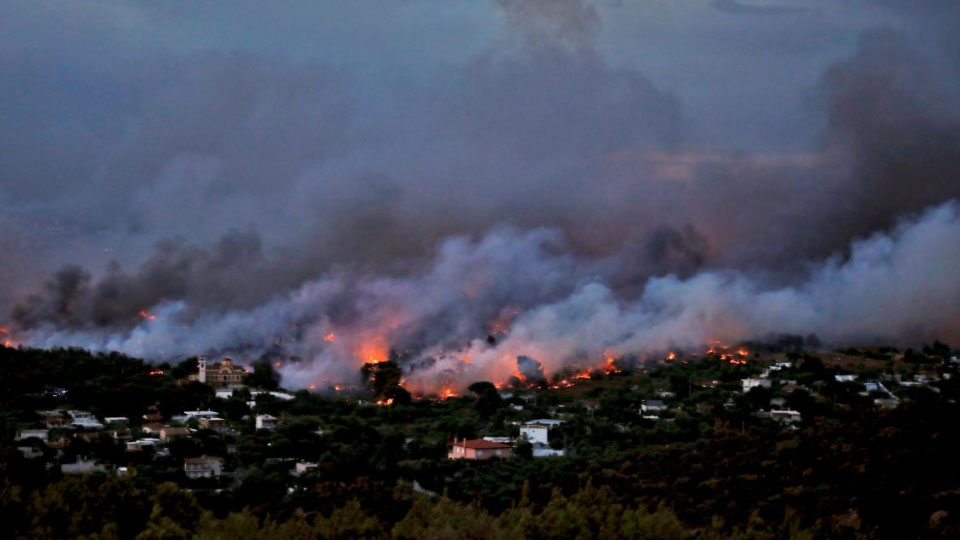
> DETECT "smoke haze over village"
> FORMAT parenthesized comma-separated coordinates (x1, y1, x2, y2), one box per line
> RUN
(3, 0, 960, 389)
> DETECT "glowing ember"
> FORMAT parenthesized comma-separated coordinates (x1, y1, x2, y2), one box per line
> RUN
(334, 385, 342, 392)
(148, 369, 164, 376)
(706, 341, 749, 365)
(376, 398, 394, 406)
(274, 361, 283, 368)
(324, 333, 336, 342)
(138, 310, 157, 321)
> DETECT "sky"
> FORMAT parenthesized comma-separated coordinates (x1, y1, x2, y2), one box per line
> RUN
(2, 0, 959, 388)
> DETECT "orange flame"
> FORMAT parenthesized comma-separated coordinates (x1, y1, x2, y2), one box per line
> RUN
(706, 341, 749, 365)
(0, 326, 12, 348)
(440, 387, 457, 399)
(324, 333, 336, 342)
(603, 350, 622, 374)
(357, 338, 388, 364)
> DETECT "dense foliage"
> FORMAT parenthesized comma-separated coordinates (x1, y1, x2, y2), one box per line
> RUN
(2, 344, 960, 538)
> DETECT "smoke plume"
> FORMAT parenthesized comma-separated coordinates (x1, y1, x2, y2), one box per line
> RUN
(3, 0, 960, 389)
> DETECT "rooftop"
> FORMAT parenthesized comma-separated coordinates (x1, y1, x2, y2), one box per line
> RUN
(453, 438, 512, 450)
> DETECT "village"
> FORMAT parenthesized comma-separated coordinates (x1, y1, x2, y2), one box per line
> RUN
(6, 338, 958, 491)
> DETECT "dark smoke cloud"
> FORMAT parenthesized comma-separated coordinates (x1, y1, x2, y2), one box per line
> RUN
(12, 231, 279, 331)
(3, 0, 960, 388)
(817, 29, 960, 246)
(516, 355, 546, 382)
(16, 203, 960, 391)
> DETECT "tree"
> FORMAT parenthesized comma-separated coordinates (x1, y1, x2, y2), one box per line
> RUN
(171, 358, 199, 380)
(467, 381, 501, 417)
(361, 361, 408, 403)
(245, 361, 280, 390)
(514, 439, 533, 459)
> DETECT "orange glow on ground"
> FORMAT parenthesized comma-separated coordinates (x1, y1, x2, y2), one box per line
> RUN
(706, 341, 749, 365)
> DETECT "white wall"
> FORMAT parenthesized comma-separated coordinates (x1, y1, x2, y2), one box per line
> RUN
(519, 425, 549, 445)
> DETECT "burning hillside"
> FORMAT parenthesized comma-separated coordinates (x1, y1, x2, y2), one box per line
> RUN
(5, 202, 960, 393)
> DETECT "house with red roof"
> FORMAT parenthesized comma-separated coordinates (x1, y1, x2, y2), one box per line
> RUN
(448, 438, 512, 460)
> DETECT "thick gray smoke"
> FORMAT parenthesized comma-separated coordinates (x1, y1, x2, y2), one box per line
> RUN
(16, 202, 960, 390)
(3, 0, 960, 388)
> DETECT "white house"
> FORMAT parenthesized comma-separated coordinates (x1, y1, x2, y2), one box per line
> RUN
(183, 456, 223, 479)
(61, 457, 111, 475)
(529, 418, 564, 427)
(835, 374, 858, 383)
(255, 414, 280, 430)
(16, 429, 49, 442)
(72, 416, 105, 430)
(199, 417, 227, 431)
(640, 400, 668, 413)
(17, 446, 44, 459)
(519, 424, 550, 445)
(184, 410, 220, 419)
(292, 462, 318, 476)
(742, 379, 773, 392)
(532, 446, 565, 458)
(252, 390, 295, 401)
(769, 409, 802, 424)
(67, 410, 95, 420)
